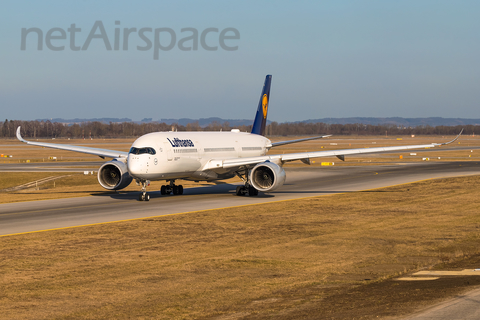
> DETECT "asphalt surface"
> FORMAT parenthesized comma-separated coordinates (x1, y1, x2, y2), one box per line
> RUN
(1, 161, 479, 236)
(404, 288, 480, 320)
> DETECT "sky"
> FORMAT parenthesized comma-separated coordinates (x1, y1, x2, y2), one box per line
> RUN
(1, 1, 480, 123)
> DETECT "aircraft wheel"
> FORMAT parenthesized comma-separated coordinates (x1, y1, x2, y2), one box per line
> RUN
(236, 186, 246, 196)
(172, 185, 184, 195)
(248, 186, 259, 196)
(138, 193, 150, 201)
(161, 185, 167, 195)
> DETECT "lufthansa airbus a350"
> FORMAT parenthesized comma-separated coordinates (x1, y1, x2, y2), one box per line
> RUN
(17, 75, 462, 201)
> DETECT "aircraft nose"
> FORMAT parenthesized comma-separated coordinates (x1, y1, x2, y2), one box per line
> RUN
(127, 155, 145, 176)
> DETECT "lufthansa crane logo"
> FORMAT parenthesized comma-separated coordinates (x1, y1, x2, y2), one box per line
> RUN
(262, 94, 268, 119)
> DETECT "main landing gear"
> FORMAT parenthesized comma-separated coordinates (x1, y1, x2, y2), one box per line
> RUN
(235, 184, 258, 196)
(160, 180, 184, 195)
(235, 171, 259, 197)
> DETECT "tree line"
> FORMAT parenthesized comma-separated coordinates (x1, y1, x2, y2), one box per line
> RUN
(1, 119, 474, 139)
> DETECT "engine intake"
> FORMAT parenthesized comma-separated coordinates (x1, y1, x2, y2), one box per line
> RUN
(98, 159, 133, 190)
(249, 161, 286, 192)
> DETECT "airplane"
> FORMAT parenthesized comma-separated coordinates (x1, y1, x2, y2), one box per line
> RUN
(16, 75, 462, 201)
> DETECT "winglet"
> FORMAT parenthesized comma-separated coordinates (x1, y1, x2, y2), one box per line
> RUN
(436, 129, 463, 146)
(251, 75, 272, 136)
(16, 126, 27, 143)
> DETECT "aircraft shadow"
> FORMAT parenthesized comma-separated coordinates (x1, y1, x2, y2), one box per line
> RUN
(273, 190, 353, 194)
(91, 186, 363, 201)
(91, 184, 241, 201)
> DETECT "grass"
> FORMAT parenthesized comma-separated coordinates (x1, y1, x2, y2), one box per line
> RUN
(0, 173, 103, 203)
(1, 175, 480, 319)
(0, 172, 70, 190)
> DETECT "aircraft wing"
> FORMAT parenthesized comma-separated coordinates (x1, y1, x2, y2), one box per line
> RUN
(16, 127, 128, 159)
(205, 130, 463, 170)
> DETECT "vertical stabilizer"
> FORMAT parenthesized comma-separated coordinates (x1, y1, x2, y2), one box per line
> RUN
(251, 75, 272, 136)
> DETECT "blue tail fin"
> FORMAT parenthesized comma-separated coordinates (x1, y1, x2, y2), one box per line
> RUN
(251, 75, 272, 136)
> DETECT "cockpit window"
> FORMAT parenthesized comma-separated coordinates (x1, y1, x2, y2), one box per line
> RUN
(129, 147, 156, 155)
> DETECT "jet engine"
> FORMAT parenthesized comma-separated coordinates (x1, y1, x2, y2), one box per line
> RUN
(97, 159, 133, 190)
(249, 161, 286, 192)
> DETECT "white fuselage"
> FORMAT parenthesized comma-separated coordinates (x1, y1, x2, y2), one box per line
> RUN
(127, 131, 271, 181)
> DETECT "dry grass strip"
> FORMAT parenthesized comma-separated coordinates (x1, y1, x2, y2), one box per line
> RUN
(0, 175, 71, 192)
(1, 175, 480, 319)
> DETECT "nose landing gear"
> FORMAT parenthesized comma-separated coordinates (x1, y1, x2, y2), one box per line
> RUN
(137, 180, 151, 201)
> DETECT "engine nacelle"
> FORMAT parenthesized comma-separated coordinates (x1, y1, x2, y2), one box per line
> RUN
(249, 161, 286, 192)
(98, 159, 133, 190)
